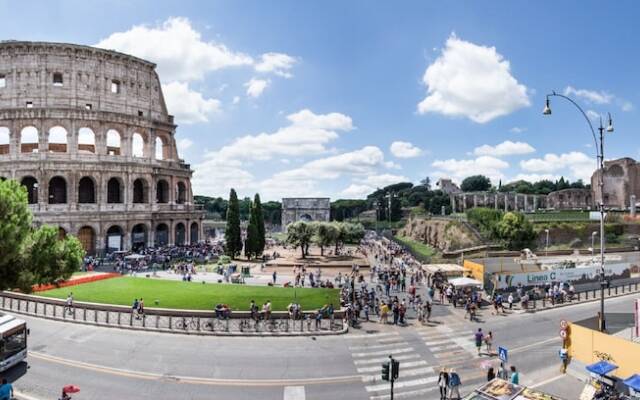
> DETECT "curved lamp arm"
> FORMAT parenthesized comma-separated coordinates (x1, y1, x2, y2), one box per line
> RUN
(545, 91, 600, 159)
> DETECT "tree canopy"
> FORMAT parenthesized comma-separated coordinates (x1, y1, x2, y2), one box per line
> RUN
(461, 175, 492, 192)
(224, 189, 242, 258)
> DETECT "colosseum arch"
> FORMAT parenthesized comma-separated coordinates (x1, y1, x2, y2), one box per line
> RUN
(155, 137, 164, 160)
(106, 129, 121, 156)
(107, 177, 124, 203)
(155, 223, 169, 246)
(156, 179, 169, 203)
(132, 178, 149, 203)
(78, 176, 96, 204)
(131, 132, 145, 158)
(20, 176, 38, 204)
(20, 126, 39, 153)
(190, 222, 199, 244)
(106, 225, 124, 252)
(176, 181, 186, 204)
(48, 126, 68, 153)
(48, 176, 67, 204)
(175, 222, 186, 246)
(608, 164, 624, 177)
(131, 223, 148, 251)
(78, 226, 96, 255)
(0, 127, 9, 155)
(78, 127, 96, 154)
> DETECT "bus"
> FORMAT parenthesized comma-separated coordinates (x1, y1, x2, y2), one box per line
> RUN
(0, 314, 27, 372)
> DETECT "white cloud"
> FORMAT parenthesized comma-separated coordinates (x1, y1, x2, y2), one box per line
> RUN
(512, 173, 561, 182)
(417, 34, 530, 123)
(161, 82, 221, 124)
(273, 146, 387, 181)
(510, 127, 526, 133)
(519, 151, 595, 181)
(586, 110, 600, 121)
(473, 140, 535, 157)
(341, 184, 374, 198)
(96, 17, 253, 82)
(255, 52, 297, 78)
(432, 156, 509, 184)
(621, 101, 633, 112)
(177, 138, 194, 153)
(390, 141, 423, 158)
(192, 158, 255, 196)
(207, 109, 352, 163)
(244, 78, 270, 98)
(564, 86, 612, 105)
(232, 96, 240, 105)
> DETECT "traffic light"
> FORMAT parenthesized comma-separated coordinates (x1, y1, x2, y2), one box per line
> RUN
(392, 359, 400, 380)
(381, 361, 390, 381)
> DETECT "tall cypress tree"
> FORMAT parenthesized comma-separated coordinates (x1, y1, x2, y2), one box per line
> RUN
(245, 201, 259, 259)
(254, 193, 265, 255)
(225, 189, 242, 258)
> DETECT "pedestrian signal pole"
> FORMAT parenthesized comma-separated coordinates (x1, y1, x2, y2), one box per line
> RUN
(381, 355, 399, 400)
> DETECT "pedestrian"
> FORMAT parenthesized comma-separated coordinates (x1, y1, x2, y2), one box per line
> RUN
(0, 378, 13, 400)
(426, 301, 432, 322)
(132, 298, 139, 319)
(448, 368, 461, 399)
(437, 368, 449, 400)
(497, 362, 507, 379)
(363, 303, 369, 321)
(508, 293, 514, 310)
(272, 270, 277, 285)
(475, 328, 484, 356)
(487, 367, 496, 381)
(65, 292, 74, 315)
(485, 331, 493, 355)
(510, 366, 519, 384)
(138, 297, 145, 318)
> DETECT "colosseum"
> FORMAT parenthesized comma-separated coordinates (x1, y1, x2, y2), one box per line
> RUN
(0, 41, 205, 255)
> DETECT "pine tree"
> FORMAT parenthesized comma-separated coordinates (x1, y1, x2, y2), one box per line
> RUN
(225, 189, 242, 258)
(245, 201, 259, 259)
(253, 193, 265, 256)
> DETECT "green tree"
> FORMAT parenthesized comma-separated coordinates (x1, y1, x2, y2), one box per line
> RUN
(466, 207, 504, 236)
(390, 195, 402, 221)
(244, 201, 259, 259)
(224, 189, 242, 258)
(494, 212, 537, 250)
(461, 175, 492, 192)
(0, 179, 32, 289)
(424, 190, 452, 215)
(313, 222, 336, 256)
(253, 194, 265, 255)
(286, 221, 315, 258)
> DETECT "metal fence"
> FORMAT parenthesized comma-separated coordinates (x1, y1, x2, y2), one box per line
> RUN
(0, 292, 346, 336)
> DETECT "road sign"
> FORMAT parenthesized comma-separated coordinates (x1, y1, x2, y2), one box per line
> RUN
(560, 329, 568, 339)
(498, 346, 508, 363)
(560, 320, 568, 329)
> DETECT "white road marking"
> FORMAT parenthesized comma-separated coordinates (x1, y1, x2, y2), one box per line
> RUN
(349, 342, 409, 351)
(365, 376, 438, 392)
(357, 360, 427, 373)
(352, 347, 413, 358)
(353, 354, 419, 365)
(377, 337, 405, 344)
(361, 367, 434, 383)
(14, 391, 43, 400)
(347, 332, 399, 339)
(423, 339, 451, 346)
(369, 386, 438, 400)
(283, 386, 305, 400)
(429, 344, 460, 352)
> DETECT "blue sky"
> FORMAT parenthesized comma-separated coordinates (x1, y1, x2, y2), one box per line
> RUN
(2, 0, 639, 200)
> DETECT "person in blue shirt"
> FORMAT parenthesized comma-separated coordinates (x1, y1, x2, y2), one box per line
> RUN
(510, 365, 520, 384)
(0, 378, 13, 400)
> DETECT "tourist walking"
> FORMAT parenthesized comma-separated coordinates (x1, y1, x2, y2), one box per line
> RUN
(497, 362, 507, 379)
(484, 331, 493, 355)
(510, 366, 519, 384)
(474, 328, 484, 356)
(64, 292, 74, 315)
(0, 378, 13, 400)
(448, 368, 461, 399)
(487, 367, 496, 381)
(437, 368, 449, 400)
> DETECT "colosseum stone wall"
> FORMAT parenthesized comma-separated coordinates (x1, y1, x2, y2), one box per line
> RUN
(0, 41, 204, 255)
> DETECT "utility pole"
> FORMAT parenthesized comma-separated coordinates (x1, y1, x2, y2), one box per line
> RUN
(381, 355, 399, 400)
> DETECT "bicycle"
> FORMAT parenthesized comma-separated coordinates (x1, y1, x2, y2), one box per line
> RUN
(175, 317, 199, 330)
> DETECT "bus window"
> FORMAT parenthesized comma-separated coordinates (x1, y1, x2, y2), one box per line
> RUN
(3, 328, 26, 359)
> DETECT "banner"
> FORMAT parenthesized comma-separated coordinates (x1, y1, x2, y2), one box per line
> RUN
(107, 235, 121, 251)
(495, 263, 631, 289)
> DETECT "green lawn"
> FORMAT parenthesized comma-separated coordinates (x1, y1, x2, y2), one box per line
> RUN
(37, 277, 339, 311)
(525, 211, 592, 222)
(393, 235, 437, 262)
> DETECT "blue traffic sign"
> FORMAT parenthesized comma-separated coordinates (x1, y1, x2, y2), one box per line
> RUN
(498, 346, 508, 362)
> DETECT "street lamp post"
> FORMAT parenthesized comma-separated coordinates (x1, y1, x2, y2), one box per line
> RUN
(592, 231, 597, 257)
(544, 92, 613, 332)
(544, 228, 549, 257)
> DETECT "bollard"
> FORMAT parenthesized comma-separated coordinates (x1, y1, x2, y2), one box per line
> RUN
(156, 315, 160, 329)
(615, 286, 618, 295)
(94, 310, 98, 323)
(169, 316, 172, 330)
(542, 297, 546, 308)
(593, 289, 597, 298)
(117, 311, 120, 325)
(53, 304, 56, 318)
(608, 287, 611, 296)
(106, 311, 109, 324)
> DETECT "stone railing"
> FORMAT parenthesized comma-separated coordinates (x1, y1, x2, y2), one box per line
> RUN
(0, 291, 346, 336)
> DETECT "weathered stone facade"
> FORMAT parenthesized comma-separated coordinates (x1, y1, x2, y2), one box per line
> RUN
(450, 191, 548, 213)
(546, 188, 593, 210)
(0, 41, 204, 254)
(436, 178, 461, 195)
(281, 198, 330, 228)
(591, 157, 640, 209)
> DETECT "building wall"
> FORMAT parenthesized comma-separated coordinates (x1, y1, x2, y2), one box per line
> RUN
(546, 188, 593, 210)
(0, 41, 203, 254)
(592, 157, 640, 209)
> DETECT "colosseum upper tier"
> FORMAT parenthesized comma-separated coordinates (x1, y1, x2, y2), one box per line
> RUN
(0, 41, 205, 255)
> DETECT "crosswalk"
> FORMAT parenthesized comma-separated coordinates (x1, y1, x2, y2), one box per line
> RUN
(346, 331, 439, 400)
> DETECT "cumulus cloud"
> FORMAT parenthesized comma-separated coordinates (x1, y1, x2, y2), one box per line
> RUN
(512, 173, 561, 182)
(564, 86, 612, 105)
(519, 151, 595, 181)
(473, 140, 535, 156)
(586, 110, 600, 121)
(340, 184, 374, 198)
(255, 52, 297, 78)
(390, 141, 423, 158)
(161, 82, 221, 124)
(432, 156, 509, 184)
(417, 34, 530, 123)
(340, 173, 411, 198)
(96, 17, 253, 82)
(177, 138, 194, 153)
(244, 78, 270, 98)
(510, 127, 526, 133)
(206, 109, 352, 162)
(191, 158, 255, 196)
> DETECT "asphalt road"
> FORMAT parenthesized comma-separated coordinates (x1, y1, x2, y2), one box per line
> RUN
(7, 292, 639, 400)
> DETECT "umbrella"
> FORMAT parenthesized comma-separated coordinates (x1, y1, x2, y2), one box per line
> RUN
(63, 385, 80, 393)
(585, 360, 618, 376)
(623, 374, 640, 392)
